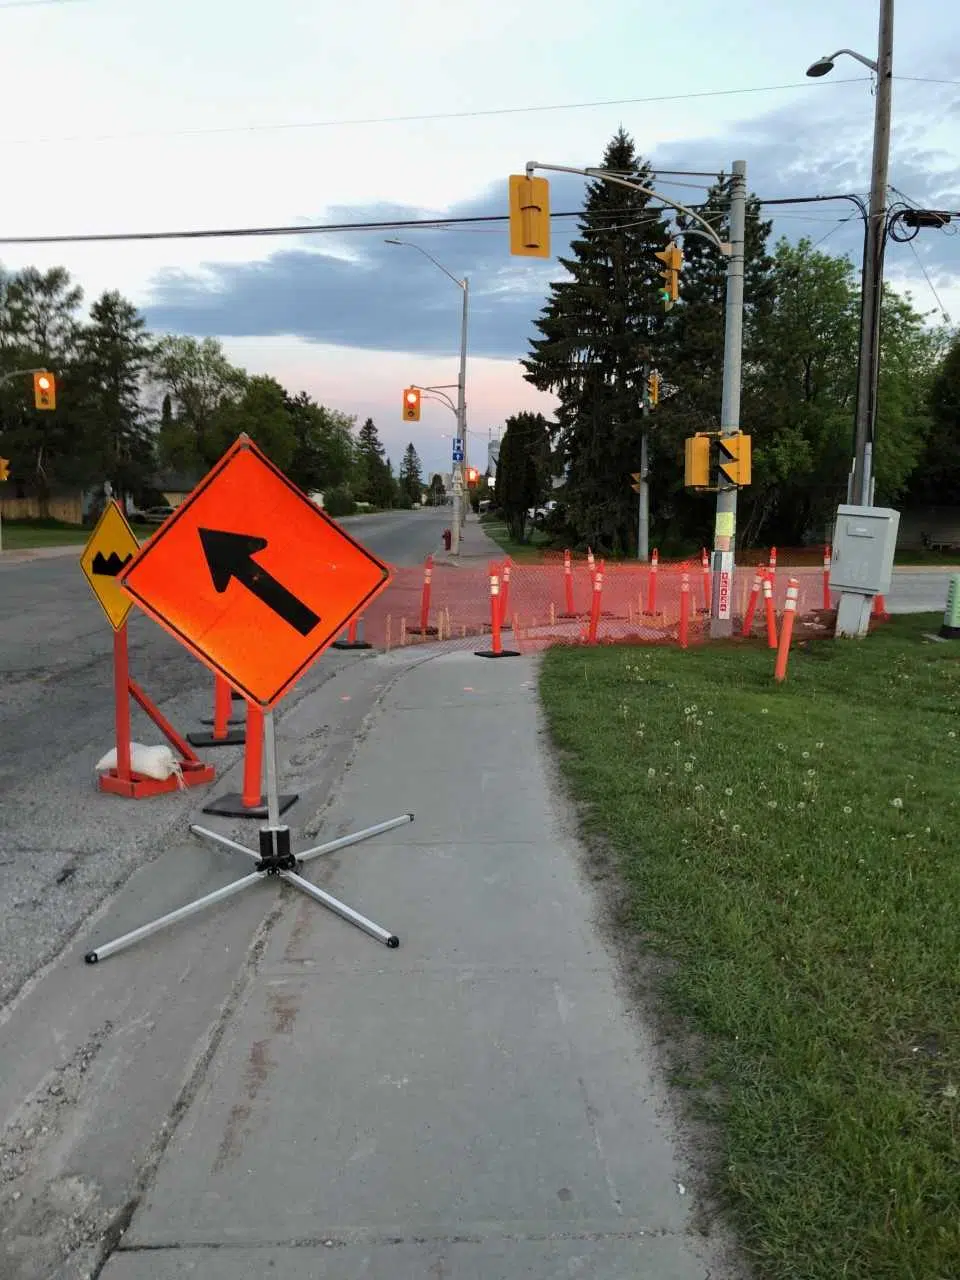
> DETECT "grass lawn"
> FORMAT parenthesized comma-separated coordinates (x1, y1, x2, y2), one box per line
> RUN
(480, 516, 553, 563)
(1, 520, 155, 550)
(540, 616, 959, 1280)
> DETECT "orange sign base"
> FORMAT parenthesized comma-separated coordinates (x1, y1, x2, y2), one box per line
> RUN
(99, 625, 215, 800)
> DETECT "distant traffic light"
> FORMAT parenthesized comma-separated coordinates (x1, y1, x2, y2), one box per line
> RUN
(466, 467, 479, 486)
(33, 371, 56, 411)
(508, 174, 550, 258)
(654, 242, 683, 311)
(0, 456, 9, 482)
(646, 370, 661, 408)
(402, 387, 421, 422)
(684, 434, 711, 489)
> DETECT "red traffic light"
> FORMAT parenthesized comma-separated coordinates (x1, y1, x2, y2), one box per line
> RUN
(402, 387, 421, 421)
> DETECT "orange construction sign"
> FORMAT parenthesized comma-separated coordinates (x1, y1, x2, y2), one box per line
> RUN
(119, 436, 392, 707)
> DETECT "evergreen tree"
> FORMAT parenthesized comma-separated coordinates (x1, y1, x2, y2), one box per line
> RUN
(284, 392, 355, 495)
(355, 417, 395, 507)
(523, 127, 670, 553)
(399, 442, 423, 504)
(428, 473, 446, 505)
(72, 290, 156, 504)
(496, 413, 551, 542)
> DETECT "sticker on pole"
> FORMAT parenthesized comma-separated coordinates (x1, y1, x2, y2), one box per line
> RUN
(119, 436, 392, 707)
(79, 500, 141, 630)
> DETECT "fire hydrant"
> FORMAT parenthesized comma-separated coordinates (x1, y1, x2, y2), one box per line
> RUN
(442, 528, 452, 550)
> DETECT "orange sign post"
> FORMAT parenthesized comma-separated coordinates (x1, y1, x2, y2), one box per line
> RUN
(83, 437, 412, 968)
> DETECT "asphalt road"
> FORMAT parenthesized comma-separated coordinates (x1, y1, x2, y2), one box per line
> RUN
(0, 506, 451, 1009)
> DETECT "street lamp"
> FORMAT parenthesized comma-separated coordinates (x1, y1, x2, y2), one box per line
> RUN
(806, 0, 894, 506)
(385, 238, 470, 554)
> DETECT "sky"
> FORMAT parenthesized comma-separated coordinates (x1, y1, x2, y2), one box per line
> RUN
(0, 0, 958, 479)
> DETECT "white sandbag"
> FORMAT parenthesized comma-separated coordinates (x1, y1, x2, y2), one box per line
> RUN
(95, 743, 184, 785)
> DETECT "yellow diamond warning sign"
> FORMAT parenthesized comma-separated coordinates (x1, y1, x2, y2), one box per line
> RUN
(80, 501, 141, 630)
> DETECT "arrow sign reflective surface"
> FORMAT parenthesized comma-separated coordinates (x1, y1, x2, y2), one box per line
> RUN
(199, 528, 321, 637)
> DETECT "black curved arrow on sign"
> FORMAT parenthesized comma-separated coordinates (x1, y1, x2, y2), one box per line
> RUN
(198, 528, 320, 637)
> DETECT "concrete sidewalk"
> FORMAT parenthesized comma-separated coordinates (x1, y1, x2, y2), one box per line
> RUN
(99, 650, 740, 1279)
(434, 512, 504, 566)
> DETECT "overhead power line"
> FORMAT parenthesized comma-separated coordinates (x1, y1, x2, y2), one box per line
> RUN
(0, 78, 875, 147)
(2, 192, 954, 248)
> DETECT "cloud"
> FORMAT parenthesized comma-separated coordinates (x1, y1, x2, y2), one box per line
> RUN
(144, 85, 960, 357)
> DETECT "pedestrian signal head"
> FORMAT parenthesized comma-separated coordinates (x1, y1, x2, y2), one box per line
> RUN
(402, 387, 421, 422)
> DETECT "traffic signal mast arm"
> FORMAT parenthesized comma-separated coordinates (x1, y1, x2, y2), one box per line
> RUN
(522, 161, 732, 256)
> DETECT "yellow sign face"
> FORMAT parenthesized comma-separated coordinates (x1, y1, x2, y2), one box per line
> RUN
(80, 501, 140, 630)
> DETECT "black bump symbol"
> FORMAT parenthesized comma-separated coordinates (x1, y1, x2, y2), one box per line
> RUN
(92, 551, 132, 577)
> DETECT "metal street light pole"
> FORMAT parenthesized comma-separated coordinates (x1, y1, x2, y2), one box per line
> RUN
(385, 239, 469, 554)
(806, 0, 894, 506)
(710, 160, 747, 639)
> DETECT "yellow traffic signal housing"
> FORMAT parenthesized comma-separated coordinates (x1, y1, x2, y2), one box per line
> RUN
(0, 456, 9, 482)
(718, 432, 752, 486)
(466, 467, 479, 486)
(654, 242, 683, 310)
(33, 371, 56, 411)
(508, 174, 550, 258)
(684, 434, 711, 489)
(402, 386, 421, 422)
(646, 370, 661, 407)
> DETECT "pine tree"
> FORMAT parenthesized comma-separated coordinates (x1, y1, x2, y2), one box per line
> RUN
(522, 127, 670, 553)
(355, 417, 395, 507)
(72, 290, 156, 503)
(399, 442, 423, 504)
(496, 412, 553, 541)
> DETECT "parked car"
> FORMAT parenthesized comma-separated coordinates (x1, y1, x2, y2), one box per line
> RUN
(141, 505, 176, 525)
(527, 499, 558, 524)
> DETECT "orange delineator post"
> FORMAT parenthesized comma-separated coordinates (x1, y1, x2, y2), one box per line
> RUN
(587, 548, 595, 578)
(213, 674, 233, 740)
(763, 574, 778, 649)
(679, 572, 690, 649)
(742, 570, 763, 636)
(410, 555, 436, 636)
(700, 547, 711, 614)
(822, 545, 832, 610)
(563, 549, 575, 615)
(489, 569, 503, 654)
(774, 577, 800, 682)
(873, 593, 889, 621)
(99, 622, 215, 799)
(769, 545, 778, 574)
(499, 560, 512, 628)
(645, 548, 659, 615)
(587, 562, 603, 645)
(242, 703, 264, 809)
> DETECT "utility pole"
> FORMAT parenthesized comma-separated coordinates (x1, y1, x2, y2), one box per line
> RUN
(456, 277, 470, 533)
(854, 0, 893, 506)
(806, 0, 894, 507)
(637, 365, 651, 561)
(710, 160, 747, 639)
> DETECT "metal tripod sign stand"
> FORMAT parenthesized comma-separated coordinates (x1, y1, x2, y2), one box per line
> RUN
(84, 709, 411, 963)
(83, 433, 406, 964)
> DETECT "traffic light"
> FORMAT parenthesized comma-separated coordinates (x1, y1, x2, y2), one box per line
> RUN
(33, 371, 56, 411)
(508, 174, 550, 258)
(402, 386, 421, 422)
(718, 433, 752, 486)
(684, 435, 711, 489)
(0, 456, 9, 482)
(646, 370, 661, 408)
(466, 467, 479, 486)
(655, 242, 683, 310)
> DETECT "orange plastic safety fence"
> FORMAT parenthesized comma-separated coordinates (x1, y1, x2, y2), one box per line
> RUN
(351, 560, 831, 655)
